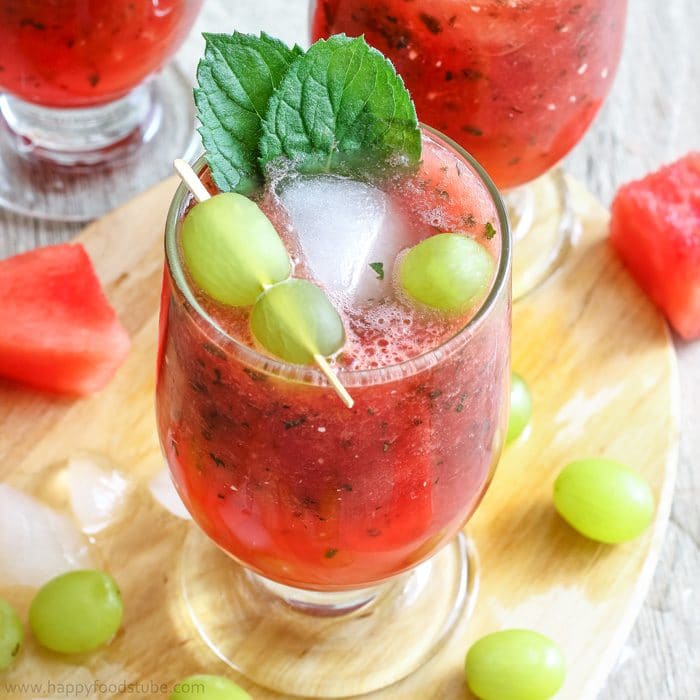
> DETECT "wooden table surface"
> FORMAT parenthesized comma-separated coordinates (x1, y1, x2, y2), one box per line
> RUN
(0, 1, 697, 698)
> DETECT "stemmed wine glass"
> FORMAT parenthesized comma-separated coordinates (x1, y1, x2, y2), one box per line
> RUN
(156, 125, 511, 697)
(0, 0, 204, 221)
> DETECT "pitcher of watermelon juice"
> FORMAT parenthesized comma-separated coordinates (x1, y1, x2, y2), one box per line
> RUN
(311, 0, 628, 298)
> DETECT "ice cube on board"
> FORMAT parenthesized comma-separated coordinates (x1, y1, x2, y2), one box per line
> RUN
(278, 175, 406, 303)
(0, 484, 92, 587)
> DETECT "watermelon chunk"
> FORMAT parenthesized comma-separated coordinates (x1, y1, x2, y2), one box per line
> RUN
(0, 243, 130, 394)
(610, 153, 700, 339)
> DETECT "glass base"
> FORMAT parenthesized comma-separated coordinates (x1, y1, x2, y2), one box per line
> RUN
(0, 64, 199, 222)
(0, 85, 157, 165)
(180, 528, 476, 698)
(508, 168, 578, 301)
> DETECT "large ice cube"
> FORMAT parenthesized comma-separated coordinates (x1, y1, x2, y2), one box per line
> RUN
(278, 175, 405, 303)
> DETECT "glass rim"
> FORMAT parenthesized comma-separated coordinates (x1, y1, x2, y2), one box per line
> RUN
(164, 123, 511, 387)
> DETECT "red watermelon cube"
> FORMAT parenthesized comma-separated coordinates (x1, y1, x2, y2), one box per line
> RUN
(0, 243, 131, 395)
(610, 152, 700, 339)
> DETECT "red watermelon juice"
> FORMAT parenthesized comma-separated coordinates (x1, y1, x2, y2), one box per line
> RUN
(0, 0, 202, 108)
(312, 0, 627, 189)
(156, 127, 511, 590)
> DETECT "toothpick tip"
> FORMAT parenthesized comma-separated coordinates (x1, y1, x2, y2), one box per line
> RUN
(173, 158, 211, 202)
(314, 354, 354, 409)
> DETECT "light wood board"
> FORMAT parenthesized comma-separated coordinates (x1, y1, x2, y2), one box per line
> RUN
(0, 176, 679, 699)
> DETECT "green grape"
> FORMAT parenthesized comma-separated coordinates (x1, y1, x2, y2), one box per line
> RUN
(250, 278, 345, 364)
(170, 674, 251, 700)
(0, 597, 23, 672)
(465, 629, 565, 700)
(399, 233, 494, 313)
(181, 193, 291, 306)
(29, 570, 123, 654)
(507, 372, 532, 443)
(553, 458, 654, 544)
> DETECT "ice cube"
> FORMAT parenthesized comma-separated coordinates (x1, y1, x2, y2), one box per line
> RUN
(278, 175, 406, 303)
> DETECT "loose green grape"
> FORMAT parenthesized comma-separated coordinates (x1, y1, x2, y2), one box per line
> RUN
(29, 570, 123, 654)
(0, 597, 23, 671)
(465, 629, 565, 700)
(250, 278, 345, 364)
(170, 674, 251, 700)
(182, 193, 291, 306)
(507, 372, 532, 443)
(399, 232, 494, 313)
(553, 458, 654, 544)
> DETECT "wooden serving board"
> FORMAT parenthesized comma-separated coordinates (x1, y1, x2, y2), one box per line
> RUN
(0, 177, 679, 699)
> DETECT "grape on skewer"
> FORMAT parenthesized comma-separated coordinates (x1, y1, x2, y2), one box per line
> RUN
(173, 159, 354, 408)
(181, 190, 291, 306)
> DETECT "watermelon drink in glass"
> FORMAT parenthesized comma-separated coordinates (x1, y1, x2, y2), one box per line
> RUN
(0, 0, 203, 221)
(157, 124, 511, 695)
(311, 0, 627, 298)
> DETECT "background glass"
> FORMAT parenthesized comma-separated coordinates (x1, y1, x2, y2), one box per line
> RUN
(311, 0, 628, 298)
(0, 0, 204, 221)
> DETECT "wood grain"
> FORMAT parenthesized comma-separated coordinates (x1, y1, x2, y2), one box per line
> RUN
(567, 6, 700, 699)
(0, 1, 698, 698)
(0, 174, 680, 699)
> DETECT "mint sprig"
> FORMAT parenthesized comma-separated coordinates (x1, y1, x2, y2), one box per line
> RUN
(259, 35, 421, 178)
(195, 33, 421, 191)
(195, 32, 303, 193)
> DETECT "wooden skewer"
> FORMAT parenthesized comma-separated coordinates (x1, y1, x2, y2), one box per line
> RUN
(314, 354, 354, 409)
(174, 159, 211, 203)
(173, 159, 355, 409)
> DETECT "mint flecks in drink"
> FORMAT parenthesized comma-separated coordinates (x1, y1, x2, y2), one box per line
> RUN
(312, 0, 625, 190)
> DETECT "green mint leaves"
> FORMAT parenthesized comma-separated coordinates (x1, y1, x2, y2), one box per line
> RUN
(259, 36, 421, 177)
(484, 222, 497, 240)
(195, 32, 302, 193)
(195, 33, 421, 191)
(369, 262, 385, 280)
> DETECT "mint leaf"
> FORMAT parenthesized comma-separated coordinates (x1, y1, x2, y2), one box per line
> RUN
(259, 35, 421, 179)
(369, 262, 385, 280)
(484, 222, 497, 240)
(195, 32, 303, 193)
